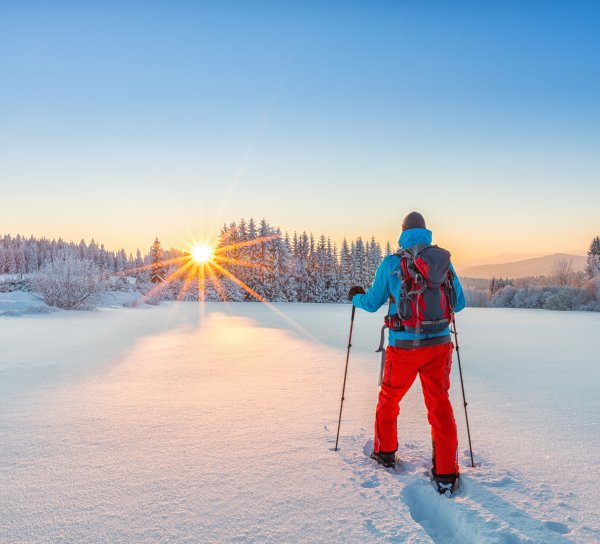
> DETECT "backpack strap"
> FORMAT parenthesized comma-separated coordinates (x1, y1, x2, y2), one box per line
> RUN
(395, 246, 430, 299)
(443, 265, 457, 313)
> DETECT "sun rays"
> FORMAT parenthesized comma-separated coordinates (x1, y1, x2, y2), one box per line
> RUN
(129, 231, 279, 305)
(114, 228, 317, 342)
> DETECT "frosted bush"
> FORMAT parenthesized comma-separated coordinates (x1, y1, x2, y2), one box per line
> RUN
(491, 286, 517, 308)
(544, 287, 589, 311)
(32, 249, 105, 310)
(463, 287, 489, 307)
(492, 285, 596, 311)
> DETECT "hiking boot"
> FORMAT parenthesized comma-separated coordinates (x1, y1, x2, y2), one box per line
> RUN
(432, 472, 458, 495)
(370, 451, 397, 468)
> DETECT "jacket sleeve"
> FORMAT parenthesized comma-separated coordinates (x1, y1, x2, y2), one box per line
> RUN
(451, 263, 466, 312)
(351, 257, 392, 312)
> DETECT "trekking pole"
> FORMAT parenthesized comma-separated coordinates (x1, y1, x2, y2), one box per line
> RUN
(334, 305, 356, 451)
(451, 317, 475, 468)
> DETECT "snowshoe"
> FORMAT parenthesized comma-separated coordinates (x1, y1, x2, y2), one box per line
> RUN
(431, 472, 459, 496)
(370, 451, 398, 469)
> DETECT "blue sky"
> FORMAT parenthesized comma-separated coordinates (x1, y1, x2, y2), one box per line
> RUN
(1, 1, 599, 265)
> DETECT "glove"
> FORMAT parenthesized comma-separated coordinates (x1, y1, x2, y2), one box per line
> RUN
(348, 285, 365, 301)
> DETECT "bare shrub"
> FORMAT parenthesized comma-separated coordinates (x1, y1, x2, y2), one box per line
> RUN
(32, 249, 105, 309)
(552, 256, 574, 286)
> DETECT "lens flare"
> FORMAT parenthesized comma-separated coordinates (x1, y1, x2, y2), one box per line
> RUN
(115, 229, 315, 342)
(191, 244, 213, 263)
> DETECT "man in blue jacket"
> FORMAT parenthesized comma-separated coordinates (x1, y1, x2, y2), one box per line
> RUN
(349, 212, 465, 494)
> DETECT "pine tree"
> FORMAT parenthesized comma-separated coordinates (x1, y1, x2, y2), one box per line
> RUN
(294, 232, 311, 302)
(310, 235, 327, 302)
(244, 218, 261, 300)
(78, 239, 87, 260)
(115, 249, 127, 273)
(150, 238, 165, 282)
(339, 238, 352, 302)
(216, 222, 244, 301)
(252, 219, 273, 300)
(12, 235, 26, 277)
(88, 239, 99, 266)
(98, 243, 110, 275)
(366, 236, 382, 286)
(134, 249, 144, 277)
(352, 237, 366, 288)
(324, 238, 339, 302)
(586, 236, 600, 278)
(0, 245, 9, 274)
(489, 277, 497, 299)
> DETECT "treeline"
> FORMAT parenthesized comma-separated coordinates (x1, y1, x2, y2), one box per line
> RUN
(142, 218, 388, 303)
(3, 228, 599, 312)
(0, 234, 137, 277)
(463, 237, 600, 311)
(0, 219, 391, 306)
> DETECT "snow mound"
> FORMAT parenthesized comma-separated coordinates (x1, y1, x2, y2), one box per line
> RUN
(0, 291, 52, 316)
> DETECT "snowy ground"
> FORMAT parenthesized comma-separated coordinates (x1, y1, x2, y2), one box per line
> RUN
(0, 290, 144, 316)
(1, 303, 599, 543)
(0, 291, 51, 316)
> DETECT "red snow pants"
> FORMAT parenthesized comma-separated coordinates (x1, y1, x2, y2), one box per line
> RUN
(374, 341, 458, 476)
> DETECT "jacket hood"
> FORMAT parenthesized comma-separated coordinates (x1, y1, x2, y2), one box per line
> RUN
(398, 228, 433, 249)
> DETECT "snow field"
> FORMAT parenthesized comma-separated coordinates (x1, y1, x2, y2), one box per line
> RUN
(1, 303, 599, 543)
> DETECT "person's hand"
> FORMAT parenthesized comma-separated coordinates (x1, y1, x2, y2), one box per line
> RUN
(348, 285, 365, 301)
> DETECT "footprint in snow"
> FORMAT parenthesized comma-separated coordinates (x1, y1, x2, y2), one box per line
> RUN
(543, 521, 570, 535)
(483, 475, 514, 487)
(401, 476, 575, 544)
(360, 476, 381, 488)
(364, 519, 385, 537)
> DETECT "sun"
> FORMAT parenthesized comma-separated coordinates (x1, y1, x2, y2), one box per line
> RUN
(190, 244, 213, 264)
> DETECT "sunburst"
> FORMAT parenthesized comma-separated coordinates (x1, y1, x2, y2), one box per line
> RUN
(127, 230, 280, 305)
(118, 229, 315, 341)
(191, 244, 213, 264)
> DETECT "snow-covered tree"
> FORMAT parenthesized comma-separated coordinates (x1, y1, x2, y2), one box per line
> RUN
(366, 236, 382, 285)
(150, 238, 165, 282)
(293, 232, 311, 302)
(586, 236, 600, 278)
(339, 239, 352, 301)
(352, 237, 366, 288)
(32, 248, 105, 309)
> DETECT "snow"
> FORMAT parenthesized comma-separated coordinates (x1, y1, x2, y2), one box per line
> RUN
(0, 289, 144, 316)
(0, 303, 599, 543)
(0, 290, 51, 316)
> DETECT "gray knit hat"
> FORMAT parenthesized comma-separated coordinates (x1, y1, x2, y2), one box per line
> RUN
(402, 211, 426, 231)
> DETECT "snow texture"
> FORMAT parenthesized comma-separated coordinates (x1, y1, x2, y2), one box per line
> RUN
(1, 304, 599, 543)
(0, 291, 51, 316)
(0, 290, 144, 316)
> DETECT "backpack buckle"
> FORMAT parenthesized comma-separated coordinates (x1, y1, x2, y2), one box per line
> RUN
(384, 315, 404, 331)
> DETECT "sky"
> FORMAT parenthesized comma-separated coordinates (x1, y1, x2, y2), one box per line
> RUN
(1, 1, 599, 267)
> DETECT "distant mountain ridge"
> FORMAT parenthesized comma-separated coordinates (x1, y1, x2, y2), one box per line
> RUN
(458, 253, 587, 279)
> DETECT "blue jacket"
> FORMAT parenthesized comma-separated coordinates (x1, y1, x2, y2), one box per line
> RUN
(352, 228, 465, 346)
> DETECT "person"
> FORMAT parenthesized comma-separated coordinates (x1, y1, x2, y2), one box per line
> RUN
(348, 211, 465, 494)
